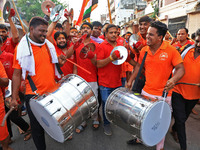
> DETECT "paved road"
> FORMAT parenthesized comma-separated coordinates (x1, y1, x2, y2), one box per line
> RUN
(8, 104, 200, 150)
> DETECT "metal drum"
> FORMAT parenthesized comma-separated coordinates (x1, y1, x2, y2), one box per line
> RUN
(30, 74, 98, 143)
(105, 87, 171, 146)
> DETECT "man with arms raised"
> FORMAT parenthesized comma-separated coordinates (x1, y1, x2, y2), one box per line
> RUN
(0, 9, 19, 54)
(127, 21, 185, 150)
(74, 22, 100, 132)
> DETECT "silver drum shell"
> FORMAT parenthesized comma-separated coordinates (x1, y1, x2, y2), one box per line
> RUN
(30, 74, 98, 143)
(105, 87, 171, 146)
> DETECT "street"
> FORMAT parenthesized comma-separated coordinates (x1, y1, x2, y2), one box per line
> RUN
(8, 104, 200, 150)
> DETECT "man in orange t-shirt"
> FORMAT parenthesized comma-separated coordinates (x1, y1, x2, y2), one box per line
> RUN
(127, 21, 185, 150)
(10, 17, 66, 150)
(0, 48, 11, 150)
(129, 16, 152, 94)
(171, 29, 200, 150)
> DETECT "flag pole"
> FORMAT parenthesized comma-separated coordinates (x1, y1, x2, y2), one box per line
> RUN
(107, 0, 112, 24)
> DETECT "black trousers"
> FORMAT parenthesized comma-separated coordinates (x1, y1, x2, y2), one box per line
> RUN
(5, 106, 29, 137)
(172, 92, 198, 150)
(25, 95, 46, 150)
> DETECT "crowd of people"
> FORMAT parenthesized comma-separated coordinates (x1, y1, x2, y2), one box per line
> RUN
(0, 8, 199, 150)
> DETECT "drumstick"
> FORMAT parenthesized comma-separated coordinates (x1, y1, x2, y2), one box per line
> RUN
(66, 59, 91, 75)
(175, 82, 200, 87)
(155, 15, 173, 39)
(160, 90, 168, 119)
(11, 0, 26, 34)
(1, 107, 15, 127)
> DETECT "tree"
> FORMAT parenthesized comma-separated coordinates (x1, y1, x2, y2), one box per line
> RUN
(16, 0, 67, 22)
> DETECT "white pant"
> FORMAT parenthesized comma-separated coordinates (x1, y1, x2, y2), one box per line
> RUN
(88, 82, 98, 120)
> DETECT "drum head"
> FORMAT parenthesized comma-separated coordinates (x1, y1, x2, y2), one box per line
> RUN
(140, 101, 171, 146)
(30, 95, 66, 143)
(110, 46, 128, 65)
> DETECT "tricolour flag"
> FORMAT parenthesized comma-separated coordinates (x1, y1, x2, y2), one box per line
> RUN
(82, 0, 98, 22)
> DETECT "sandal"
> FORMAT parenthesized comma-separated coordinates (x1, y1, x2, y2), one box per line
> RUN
(127, 138, 142, 145)
(76, 124, 87, 133)
(18, 127, 25, 134)
(92, 120, 100, 130)
(67, 135, 72, 141)
(24, 128, 31, 141)
(21, 110, 27, 116)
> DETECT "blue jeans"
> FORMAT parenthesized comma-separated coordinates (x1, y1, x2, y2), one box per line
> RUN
(99, 86, 119, 125)
(121, 77, 126, 87)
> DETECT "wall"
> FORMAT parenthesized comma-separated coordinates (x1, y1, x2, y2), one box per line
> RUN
(187, 12, 200, 35)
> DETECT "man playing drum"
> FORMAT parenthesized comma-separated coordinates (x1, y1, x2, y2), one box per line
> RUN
(10, 17, 66, 150)
(96, 24, 135, 136)
(127, 21, 185, 150)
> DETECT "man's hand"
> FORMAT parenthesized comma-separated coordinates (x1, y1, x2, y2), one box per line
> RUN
(10, 8, 15, 17)
(111, 50, 122, 61)
(58, 54, 67, 67)
(80, 46, 95, 59)
(126, 80, 134, 89)
(10, 98, 19, 110)
(165, 78, 175, 91)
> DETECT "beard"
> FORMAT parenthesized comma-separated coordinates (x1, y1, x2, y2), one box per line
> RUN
(0, 35, 8, 42)
(57, 43, 67, 49)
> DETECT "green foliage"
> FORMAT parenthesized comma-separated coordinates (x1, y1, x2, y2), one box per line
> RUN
(151, 0, 159, 19)
(16, 0, 67, 22)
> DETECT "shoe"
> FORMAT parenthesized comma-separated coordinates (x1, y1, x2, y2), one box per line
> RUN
(170, 130, 179, 143)
(127, 138, 142, 145)
(103, 124, 112, 136)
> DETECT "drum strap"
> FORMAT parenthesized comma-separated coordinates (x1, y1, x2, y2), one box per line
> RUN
(132, 51, 148, 91)
(27, 75, 37, 93)
(45, 44, 64, 76)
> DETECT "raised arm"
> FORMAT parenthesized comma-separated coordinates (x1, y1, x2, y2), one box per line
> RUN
(47, 21, 57, 44)
(8, 15, 19, 44)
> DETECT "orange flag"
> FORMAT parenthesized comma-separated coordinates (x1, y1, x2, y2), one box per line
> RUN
(76, 0, 89, 26)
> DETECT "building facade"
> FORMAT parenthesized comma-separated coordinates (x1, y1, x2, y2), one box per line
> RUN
(122, 0, 200, 37)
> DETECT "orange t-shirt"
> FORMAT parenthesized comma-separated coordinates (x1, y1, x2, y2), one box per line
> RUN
(173, 48, 200, 100)
(138, 32, 147, 47)
(75, 39, 98, 82)
(139, 41, 183, 96)
(13, 44, 59, 95)
(0, 62, 8, 104)
(121, 62, 133, 78)
(97, 40, 124, 88)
